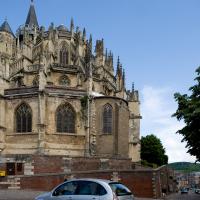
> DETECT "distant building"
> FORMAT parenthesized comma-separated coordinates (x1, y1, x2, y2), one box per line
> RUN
(188, 172, 200, 188)
(0, 1, 141, 176)
(175, 171, 200, 189)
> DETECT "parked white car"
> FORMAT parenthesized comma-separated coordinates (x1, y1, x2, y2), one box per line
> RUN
(35, 178, 134, 200)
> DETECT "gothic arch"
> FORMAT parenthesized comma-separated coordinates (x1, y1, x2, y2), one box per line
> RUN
(56, 103, 76, 133)
(15, 102, 32, 133)
(102, 103, 113, 134)
(59, 41, 69, 66)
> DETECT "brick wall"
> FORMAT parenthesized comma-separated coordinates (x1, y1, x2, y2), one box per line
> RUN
(0, 156, 175, 199)
(18, 169, 164, 198)
(33, 156, 63, 174)
(32, 156, 133, 172)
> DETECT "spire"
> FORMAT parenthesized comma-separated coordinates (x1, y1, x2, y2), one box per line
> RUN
(122, 69, 125, 87)
(25, 0, 39, 28)
(117, 56, 120, 72)
(0, 19, 14, 37)
(83, 28, 86, 40)
(132, 82, 135, 92)
(105, 48, 108, 60)
(70, 18, 74, 32)
(89, 34, 92, 52)
(89, 34, 92, 45)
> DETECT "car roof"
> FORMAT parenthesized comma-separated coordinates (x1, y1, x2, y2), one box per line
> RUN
(64, 178, 116, 184)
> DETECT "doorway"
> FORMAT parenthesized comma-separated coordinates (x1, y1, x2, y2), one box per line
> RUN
(6, 163, 15, 175)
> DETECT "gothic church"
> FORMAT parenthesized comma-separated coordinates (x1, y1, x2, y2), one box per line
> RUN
(0, 1, 141, 175)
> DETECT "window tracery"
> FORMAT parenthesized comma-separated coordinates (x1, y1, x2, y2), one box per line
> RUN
(60, 42, 69, 66)
(16, 103, 32, 133)
(56, 104, 75, 133)
(103, 104, 112, 134)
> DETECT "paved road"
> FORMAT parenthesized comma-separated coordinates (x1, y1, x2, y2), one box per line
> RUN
(165, 191, 200, 200)
(0, 189, 199, 200)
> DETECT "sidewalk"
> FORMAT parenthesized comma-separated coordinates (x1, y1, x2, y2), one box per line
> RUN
(0, 189, 43, 200)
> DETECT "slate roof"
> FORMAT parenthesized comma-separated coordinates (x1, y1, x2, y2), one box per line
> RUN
(0, 20, 15, 36)
(25, 2, 39, 28)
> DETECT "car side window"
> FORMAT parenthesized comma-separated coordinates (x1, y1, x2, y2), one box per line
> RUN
(53, 181, 78, 196)
(75, 181, 106, 196)
(97, 184, 107, 196)
(109, 182, 132, 196)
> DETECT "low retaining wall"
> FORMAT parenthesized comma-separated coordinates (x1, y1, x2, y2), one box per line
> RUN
(0, 155, 176, 198)
(13, 169, 160, 198)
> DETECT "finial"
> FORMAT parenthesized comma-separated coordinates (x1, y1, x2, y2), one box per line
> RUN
(31, 0, 34, 5)
(89, 34, 92, 47)
(89, 34, 92, 42)
(117, 56, 120, 67)
(5, 16, 7, 22)
(101, 38, 104, 49)
(70, 17, 74, 32)
(132, 82, 135, 92)
(123, 69, 125, 86)
(83, 28, 86, 39)
(120, 64, 122, 71)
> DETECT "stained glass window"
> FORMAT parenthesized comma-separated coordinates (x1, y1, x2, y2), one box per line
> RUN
(16, 103, 32, 133)
(103, 104, 112, 134)
(56, 104, 75, 133)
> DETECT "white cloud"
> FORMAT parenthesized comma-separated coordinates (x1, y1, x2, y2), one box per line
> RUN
(140, 85, 196, 163)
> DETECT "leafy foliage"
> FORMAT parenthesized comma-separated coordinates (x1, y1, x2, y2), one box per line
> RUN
(173, 67, 200, 162)
(141, 134, 168, 166)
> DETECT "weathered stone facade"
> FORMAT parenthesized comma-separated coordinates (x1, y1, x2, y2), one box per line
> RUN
(0, 1, 141, 175)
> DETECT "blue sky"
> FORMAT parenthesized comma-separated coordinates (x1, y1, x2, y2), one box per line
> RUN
(1, 0, 199, 163)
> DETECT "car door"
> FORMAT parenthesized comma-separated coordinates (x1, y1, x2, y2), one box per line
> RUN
(51, 181, 78, 200)
(73, 180, 100, 200)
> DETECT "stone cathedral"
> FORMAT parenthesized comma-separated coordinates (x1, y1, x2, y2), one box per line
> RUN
(0, 1, 141, 175)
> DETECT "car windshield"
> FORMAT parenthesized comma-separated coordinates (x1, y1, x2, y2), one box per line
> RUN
(109, 182, 132, 196)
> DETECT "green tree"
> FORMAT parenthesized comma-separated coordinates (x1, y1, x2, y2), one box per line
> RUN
(141, 134, 168, 166)
(173, 67, 200, 162)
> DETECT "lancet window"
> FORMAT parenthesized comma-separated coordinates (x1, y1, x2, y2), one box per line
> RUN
(60, 45, 69, 66)
(56, 104, 75, 133)
(16, 103, 32, 133)
(103, 104, 112, 134)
